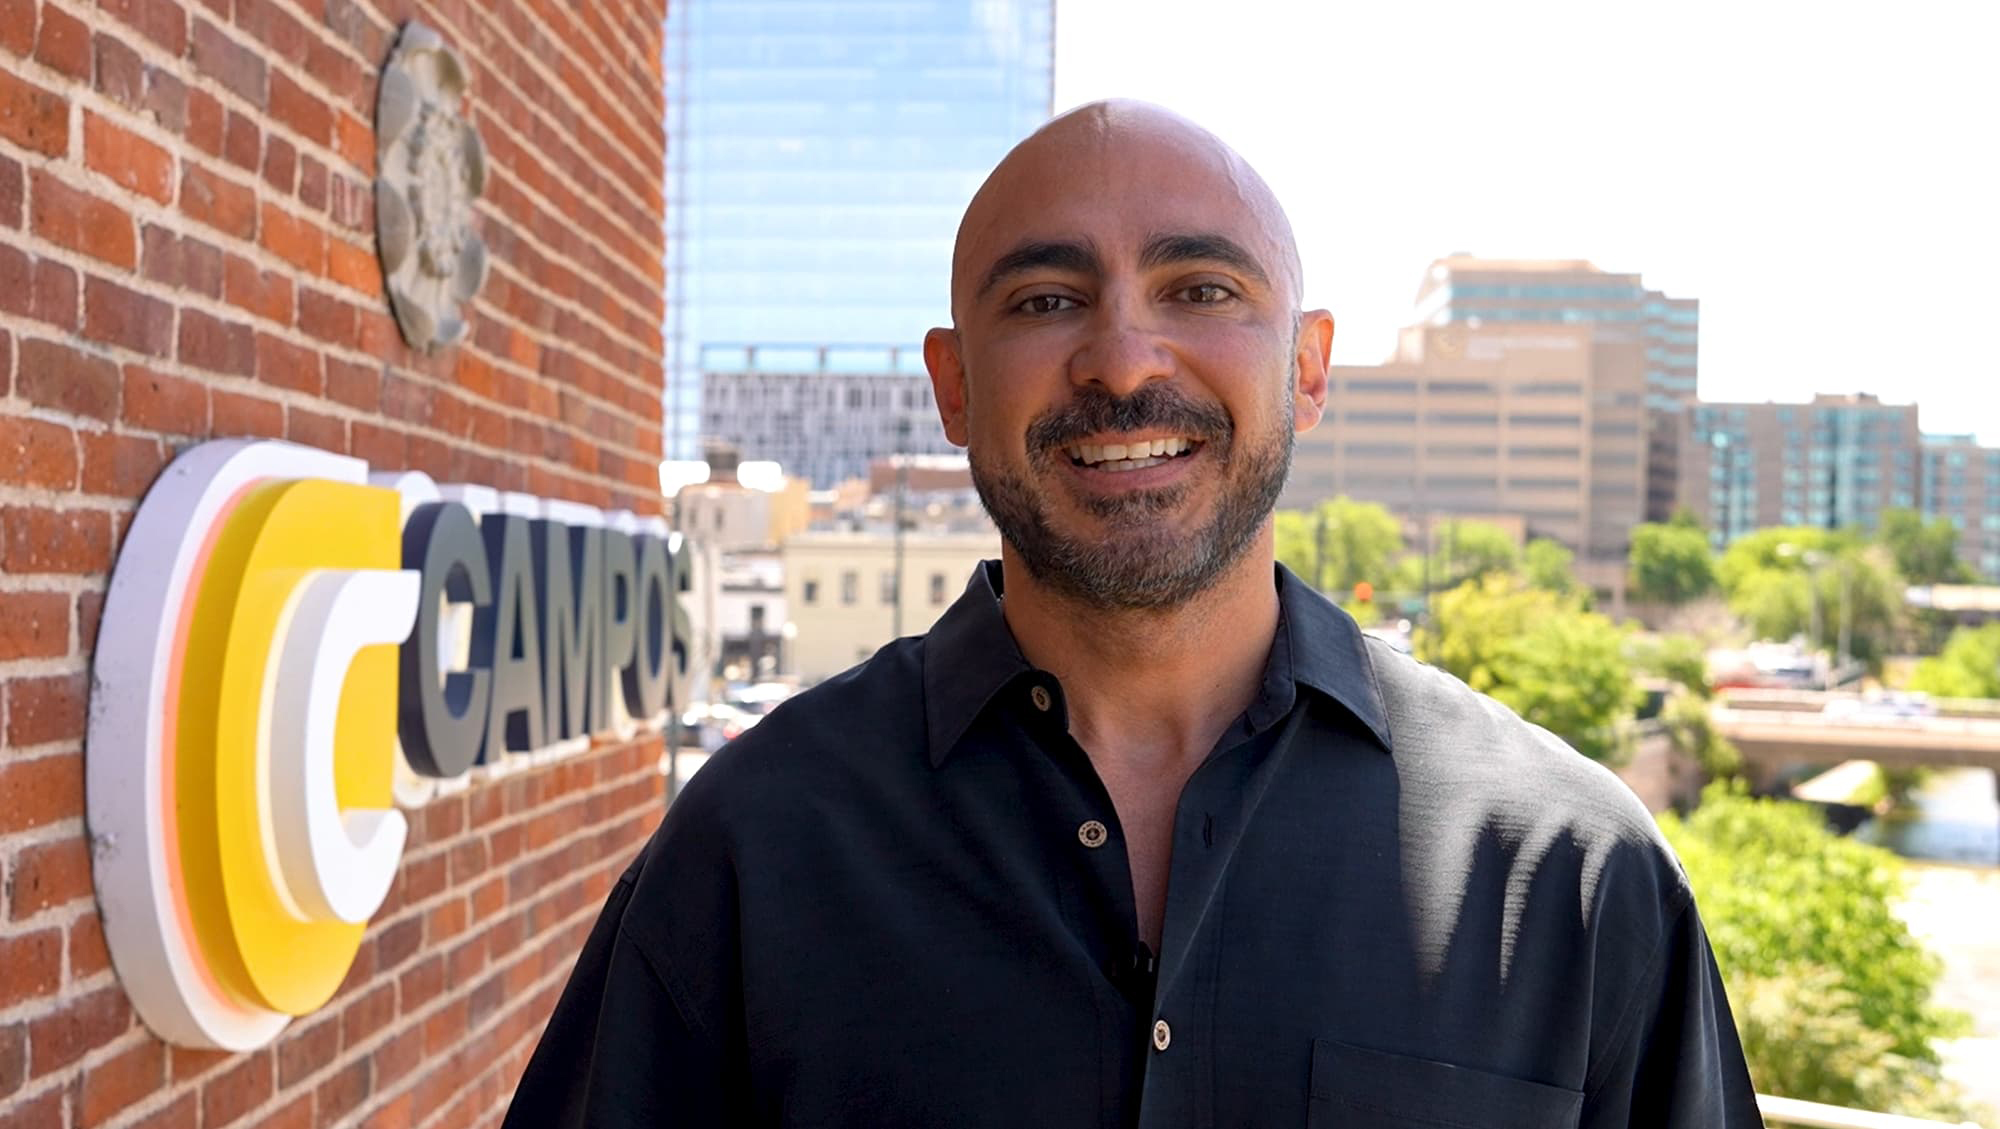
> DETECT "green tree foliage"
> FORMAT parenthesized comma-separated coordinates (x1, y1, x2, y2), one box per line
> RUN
(1522, 538, 1580, 598)
(1877, 508, 1977, 585)
(1630, 634, 1713, 698)
(1274, 496, 1403, 595)
(1659, 786, 1972, 1118)
(1628, 522, 1717, 605)
(1415, 575, 1639, 763)
(1909, 622, 2000, 699)
(1420, 519, 1520, 590)
(1716, 530, 1905, 664)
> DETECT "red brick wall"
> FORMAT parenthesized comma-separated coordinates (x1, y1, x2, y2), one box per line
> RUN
(0, 0, 668, 1125)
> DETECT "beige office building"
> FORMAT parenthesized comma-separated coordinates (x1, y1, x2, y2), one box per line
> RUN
(1285, 322, 1650, 595)
(1922, 435, 2000, 581)
(782, 531, 1001, 681)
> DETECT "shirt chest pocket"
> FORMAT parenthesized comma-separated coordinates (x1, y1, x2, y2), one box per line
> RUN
(1306, 1039, 1582, 1129)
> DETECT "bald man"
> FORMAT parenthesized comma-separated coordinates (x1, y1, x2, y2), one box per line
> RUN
(505, 102, 1759, 1128)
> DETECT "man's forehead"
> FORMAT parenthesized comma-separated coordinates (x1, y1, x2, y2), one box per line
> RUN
(950, 101, 1300, 315)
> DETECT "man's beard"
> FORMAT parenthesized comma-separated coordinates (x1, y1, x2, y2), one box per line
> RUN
(969, 380, 1294, 611)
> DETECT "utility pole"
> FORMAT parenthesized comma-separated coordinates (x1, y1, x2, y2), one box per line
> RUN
(892, 416, 909, 638)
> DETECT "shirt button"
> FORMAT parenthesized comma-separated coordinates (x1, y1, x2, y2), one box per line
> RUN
(1077, 820, 1107, 848)
(1152, 1019, 1171, 1051)
(1030, 685, 1052, 712)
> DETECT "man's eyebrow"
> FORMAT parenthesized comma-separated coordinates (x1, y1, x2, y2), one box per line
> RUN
(976, 239, 1101, 300)
(1139, 232, 1271, 287)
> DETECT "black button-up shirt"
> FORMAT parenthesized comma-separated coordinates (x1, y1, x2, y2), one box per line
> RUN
(506, 562, 1759, 1128)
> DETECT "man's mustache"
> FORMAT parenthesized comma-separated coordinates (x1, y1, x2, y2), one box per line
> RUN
(1024, 385, 1232, 455)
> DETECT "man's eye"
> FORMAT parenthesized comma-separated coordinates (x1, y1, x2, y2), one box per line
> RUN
(1181, 284, 1234, 304)
(1018, 294, 1079, 314)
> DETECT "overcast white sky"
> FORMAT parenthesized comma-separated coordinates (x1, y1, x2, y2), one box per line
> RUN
(1053, 0, 2000, 443)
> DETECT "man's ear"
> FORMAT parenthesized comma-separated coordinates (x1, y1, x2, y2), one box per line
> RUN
(1292, 309, 1334, 433)
(924, 327, 970, 447)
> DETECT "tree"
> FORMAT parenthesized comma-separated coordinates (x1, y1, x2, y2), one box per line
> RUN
(1628, 522, 1717, 605)
(1522, 538, 1581, 598)
(1877, 508, 1977, 585)
(1421, 519, 1519, 590)
(1415, 575, 1639, 763)
(1659, 786, 1973, 1119)
(1717, 530, 1906, 665)
(1909, 622, 2000, 699)
(1274, 496, 1403, 596)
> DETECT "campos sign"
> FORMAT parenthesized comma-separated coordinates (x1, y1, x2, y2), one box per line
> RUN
(87, 439, 691, 1051)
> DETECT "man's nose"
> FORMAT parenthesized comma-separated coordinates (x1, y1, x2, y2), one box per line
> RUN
(1067, 297, 1174, 398)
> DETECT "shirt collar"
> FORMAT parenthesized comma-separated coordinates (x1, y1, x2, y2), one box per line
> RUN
(921, 560, 1394, 766)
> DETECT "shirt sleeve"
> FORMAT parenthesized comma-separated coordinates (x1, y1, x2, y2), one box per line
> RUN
(1579, 894, 1762, 1128)
(500, 862, 744, 1128)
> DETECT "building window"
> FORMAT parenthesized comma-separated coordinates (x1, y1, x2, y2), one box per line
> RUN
(841, 571, 858, 605)
(880, 570, 897, 605)
(802, 578, 819, 605)
(1512, 414, 1582, 428)
(1431, 412, 1499, 427)
(1346, 411, 1418, 425)
(931, 572, 948, 605)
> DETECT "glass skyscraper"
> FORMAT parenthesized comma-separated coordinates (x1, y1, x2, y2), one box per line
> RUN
(664, 1, 1056, 464)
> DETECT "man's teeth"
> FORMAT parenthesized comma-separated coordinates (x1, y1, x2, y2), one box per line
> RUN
(1067, 437, 1194, 469)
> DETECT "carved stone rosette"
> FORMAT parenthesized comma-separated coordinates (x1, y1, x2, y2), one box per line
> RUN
(374, 22, 489, 353)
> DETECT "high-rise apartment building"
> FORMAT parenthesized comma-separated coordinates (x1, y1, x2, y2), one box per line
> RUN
(1675, 394, 1922, 547)
(1921, 435, 2000, 581)
(1285, 322, 1651, 596)
(664, 0, 1055, 465)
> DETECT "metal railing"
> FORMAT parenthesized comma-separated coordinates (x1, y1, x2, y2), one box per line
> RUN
(1759, 1092, 1987, 1128)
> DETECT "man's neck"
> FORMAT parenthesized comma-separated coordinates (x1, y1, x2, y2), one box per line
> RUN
(999, 533, 1281, 774)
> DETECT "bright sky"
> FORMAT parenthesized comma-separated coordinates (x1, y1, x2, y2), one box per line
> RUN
(1053, 0, 2000, 444)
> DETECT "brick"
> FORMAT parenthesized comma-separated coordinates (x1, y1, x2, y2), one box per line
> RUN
(93, 34, 145, 110)
(271, 73, 333, 148)
(211, 389, 283, 438)
(124, 366, 209, 434)
(84, 112, 175, 203)
(260, 201, 325, 272)
(0, 931, 61, 1010)
(168, 1045, 229, 1084)
(9, 835, 91, 921)
(0, 72, 67, 156)
(348, 421, 404, 469)
(70, 912, 111, 978)
(222, 107, 259, 171)
(75, 1039, 165, 1128)
(370, 1025, 422, 1089)
(81, 430, 169, 497)
(285, 405, 343, 453)
(30, 258, 79, 331)
(34, 4, 91, 80)
(191, 18, 265, 106)
(200, 1050, 271, 1128)
(0, 414, 79, 491)
(31, 171, 138, 269)
(102, 0, 190, 55)
(223, 254, 293, 324)
(340, 982, 395, 1049)
(1, 1089, 62, 1129)
(186, 86, 222, 155)
(327, 237, 380, 297)
(254, 332, 318, 393)
(315, 1058, 371, 1122)
(333, 110, 371, 174)
(0, 0, 32, 56)
(19, 338, 121, 422)
(5, 671, 89, 746)
(125, 1093, 196, 1129)
(275, 1014, 338, 1088)
(260, 1094, 313, 1129)
(83, 276, 175, 357)
(144, 66, 188, 134)
(181, 163, 256, 239)
(142, 226, 224, 296)
(28, 987, 132, 1076)
(325, 357, 380, 412)
(76, 589, 104, 654)
(0, 153, 19, 228)
(178, 307, 255, 376)
(262, 132, 294, 192)
(297, 288, 356, 348)
(0, 752, 83, 834)
(0, 591, 69, 661)
(328, 172, 368, 231)
(298, 153, 327, 210)
(0, 1024, 20, 1100)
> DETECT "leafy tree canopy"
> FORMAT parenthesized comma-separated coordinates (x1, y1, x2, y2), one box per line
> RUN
(1909, 622, 2000, 699)
(1876, 508, 1977, 585)
(1629, 522, 1718, 606)
(1522, 538, 1581, 598)
(1274, 496, 1404, 596)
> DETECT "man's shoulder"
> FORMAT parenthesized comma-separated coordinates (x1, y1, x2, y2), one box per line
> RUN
(1358, 636, 1680, 878)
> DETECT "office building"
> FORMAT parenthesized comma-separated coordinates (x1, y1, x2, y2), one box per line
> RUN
(1922, 434, 2000, 581)
(1676, 394, 1921, 547)
(1286, 321, 1651, 596)
(783, 531, 1000, 681)
(665, 0, 1056, 461)
(697, 345, 960, 486)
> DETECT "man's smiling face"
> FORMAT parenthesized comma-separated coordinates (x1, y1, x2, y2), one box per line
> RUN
(926, 101, 1330, 610)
